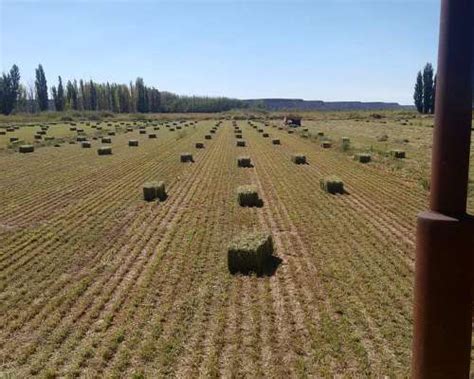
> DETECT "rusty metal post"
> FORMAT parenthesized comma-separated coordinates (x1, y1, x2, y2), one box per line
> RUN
(412, 0, 473, 378)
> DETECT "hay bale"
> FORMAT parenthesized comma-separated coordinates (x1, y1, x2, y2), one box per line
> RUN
(321, 141, 332, 148)
(355, 153, 371, 163)
(210, 130, 216, 134)
(0, 130, 5, 135)
(272, 139, 280, 145)
(342, 137, 350, 143)
(237, 156, 252, 167)
(139, 130, 147, 134)
(236, 140, 246, 147)
(320, 176, 344, 194)
(97, 146, 112, 155)
(287, 130, 294, 134)
(257, 129, 264, 133)
(126, 127, 133, 132)
(262, 133, 269, 138)
(291, 154, 307, 164)
(9, 137, 19, 143)
(377, 134, 389, 142)
(101, 137, 112, 144)
(148, 133, 157, 139)
(235, 134, 243, 139)
(195, 142, 204, 149)
(129, 140, 139, 147)
(143, 181, 167, 202)
(81, 141, 91, 148)
(34, 134, 42, 140)
(237, 185, 262, 207)
(19, 144, 34, 153)
(317, 132, 324, 137)
(205, 135, 212, 140)
(390, 150, 406, 159)
(77, 136, 87, 142)
(227, 232, 274, 275)
(180, 153, 194, 162)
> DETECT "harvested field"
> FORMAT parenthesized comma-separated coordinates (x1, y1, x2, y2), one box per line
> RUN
(1, 112, 473, 377)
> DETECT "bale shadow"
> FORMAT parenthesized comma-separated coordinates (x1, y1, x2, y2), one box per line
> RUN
(230, 256, 282, 277)
(157, 194, 168, 202)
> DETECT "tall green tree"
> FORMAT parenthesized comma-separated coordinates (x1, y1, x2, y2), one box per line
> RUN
(413, 71, 423, 113)
(54, 76, 66, 112)
(35, 64, 49, 111)
(89, 80, 97, 110)
(422, 63, 434, 114)
(432, 74, 437, 114)
(0, 64, 21, 115)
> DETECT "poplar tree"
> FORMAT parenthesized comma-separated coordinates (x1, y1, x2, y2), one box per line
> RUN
(35, 64, 49, 111)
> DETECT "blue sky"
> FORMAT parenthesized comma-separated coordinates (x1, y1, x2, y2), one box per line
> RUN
(0, 0, 440, 104)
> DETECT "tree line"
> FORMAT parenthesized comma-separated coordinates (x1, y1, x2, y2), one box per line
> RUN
(0, 64, 248, 115)
(413, 63, 436, 114)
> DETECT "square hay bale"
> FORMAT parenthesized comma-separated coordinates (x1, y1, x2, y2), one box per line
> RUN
(81, 141, 91, 148)
(210, 130, 216, 134)
(237, 156, 252, 167)
(390, 150, 406, 159)
(320, 176, 344, 194)
(77, 136, 87, 142)
(287, 130, 294, 134)
(101, 137, 112, 144)
(291, 154, 307, 164)
(19, 144, 34, 153)
(321, 141, 332, 148)
(180, 153, 194, 163)
(169, 128, 175, 132)
(317, 132, 324, 137)
(129, 140, 139, 147)
(69, 127, 77, 131)
(236, 140, 246, 147)
(195, 142, 205, 149)
(9, 137, 19, 143)
(303, 128, 309, 132)
(139, 130, 147, 134)
(143, 181, 167, 202)
(37, 130, 47, 135)
(126, 127, 134, 132)
(355, 153, 371, 163)
(272, 139, 280, 145)
(257, 129, 264, 133)
(237, 185, 262, 207)
(227, 232, 274, 275)
(235, 134, 243, 139)
(154, 127, 160, 131)
(97, 146, 112, 155)
(342, 137, 350, 143)
(34, 134, 42, 140)
(0, 130, 5, 135)
(262, 133, 269, 138)
(205, 135, 212, 140)
(377, 134, 389, 142)
(148, 133, 157, 139)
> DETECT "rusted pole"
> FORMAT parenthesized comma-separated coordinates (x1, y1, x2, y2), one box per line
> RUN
(412, 0, 473, 378)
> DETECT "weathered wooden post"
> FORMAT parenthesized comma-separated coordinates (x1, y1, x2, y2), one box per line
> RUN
(412, 0, 473, 378)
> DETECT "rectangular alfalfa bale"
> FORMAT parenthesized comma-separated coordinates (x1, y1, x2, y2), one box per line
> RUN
(139, 130, 147, 134)
(291, 154, 307, 164)
(390, 150, 406, 159)
(101, 137, 112, 144)
(129, 140, 139, 147)
(320, 176, 344, 194)
(235, 134, 243, 139)
(195, 142, 205, 149)
(227, 232, 274, 275)
(272, 139, 280, 145)
(257, 129, 264, 133)
(148, 133, 157, 139)
(236, 140, 246, 147)
(355, 153, 371, 163)
(77, 136, 87, 142)
(237, 156, 252, 167)
(19, 144, 34, 153)
(143, 181, 167, 202)
(237, 185, 261, 207)
(154, 127, 160, 131)
(180, 153, 194, 163)
(262, 133, 269, 138)
(321, 141, 332, 148)
(81, 141, 91, 148)
(97, 146, 112, 155)
(205, 135, 212, 140)
(0, 130, 6, 135)
(287, 130, 294, 134)
(9, 137, 19, 143)
(210, 130, 216, 134)
(34, 134, 42, 140)
(126, 127, 133, 132)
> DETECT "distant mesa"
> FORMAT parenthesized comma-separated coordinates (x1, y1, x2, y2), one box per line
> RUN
(244, 98, 410, 111)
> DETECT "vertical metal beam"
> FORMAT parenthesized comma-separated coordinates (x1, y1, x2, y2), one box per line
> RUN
(412, 0, 473, 378)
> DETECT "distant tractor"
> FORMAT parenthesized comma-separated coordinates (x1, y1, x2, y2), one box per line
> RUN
(283, 115, 302, 127)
